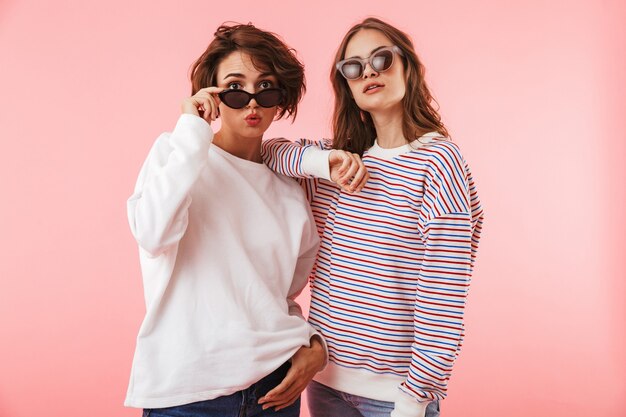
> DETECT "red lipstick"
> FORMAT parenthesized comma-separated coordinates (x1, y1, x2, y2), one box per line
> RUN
(245, 113, 261, 127)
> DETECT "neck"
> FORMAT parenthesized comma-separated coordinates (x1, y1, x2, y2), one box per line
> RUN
(370, 106, 432, 149)
(212, 128, 262, 163)
(370, 106, 407, 149)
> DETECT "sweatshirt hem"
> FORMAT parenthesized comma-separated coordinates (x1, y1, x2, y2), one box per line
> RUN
(313, 361, 405, 402)
(125, 386, 244, 409)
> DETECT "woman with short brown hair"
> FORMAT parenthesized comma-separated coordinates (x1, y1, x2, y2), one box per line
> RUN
(124, 23, 326, 417)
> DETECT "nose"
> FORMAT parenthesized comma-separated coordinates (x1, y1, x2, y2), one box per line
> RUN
(362, 61, 378, 79)
(247, 97, 259, 108)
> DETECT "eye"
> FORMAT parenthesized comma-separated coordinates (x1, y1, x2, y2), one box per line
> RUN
(227, 82, 242, 90)
(258, 80, 273, 89)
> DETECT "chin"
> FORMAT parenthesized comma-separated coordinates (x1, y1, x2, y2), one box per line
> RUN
(239, 130, 265, 139)
(357, 98, 395, 113)
(240, 124, 271, 138)
(368, 90, 407, 110)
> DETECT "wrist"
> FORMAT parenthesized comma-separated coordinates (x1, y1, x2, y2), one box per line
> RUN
(181, 100, 200, 116)
(309, 334, 322, 348)
(309, 335, 326, 371)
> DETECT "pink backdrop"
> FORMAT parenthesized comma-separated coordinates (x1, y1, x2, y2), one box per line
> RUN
(1, 1, 625, 416)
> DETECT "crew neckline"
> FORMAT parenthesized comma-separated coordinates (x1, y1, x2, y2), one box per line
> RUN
(210, 143, 269, 171)
(367, 132, 442, 159)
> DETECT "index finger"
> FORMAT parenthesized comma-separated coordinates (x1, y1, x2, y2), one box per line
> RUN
(197, 87, 224, 106)
(198, 86, 224, 94)
(350, 164, 369, 192)
(337, 153, 351, 175)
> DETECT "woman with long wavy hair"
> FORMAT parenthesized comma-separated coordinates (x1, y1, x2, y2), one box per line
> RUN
(261, 17, 484, 417)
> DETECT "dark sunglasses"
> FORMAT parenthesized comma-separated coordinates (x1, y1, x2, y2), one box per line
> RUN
(218, 88, 285, 109)
(335, 46, 404, 80)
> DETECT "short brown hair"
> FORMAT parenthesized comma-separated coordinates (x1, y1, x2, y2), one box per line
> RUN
(331, 18, 449, 155)
(190, 23, 305, 121)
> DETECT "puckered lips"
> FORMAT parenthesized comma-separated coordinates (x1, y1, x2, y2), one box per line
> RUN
(244, 112, 261, 127)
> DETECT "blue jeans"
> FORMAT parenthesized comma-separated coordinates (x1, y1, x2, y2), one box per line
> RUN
(142, 362, 299, 417)
(307, 380, 440, 417)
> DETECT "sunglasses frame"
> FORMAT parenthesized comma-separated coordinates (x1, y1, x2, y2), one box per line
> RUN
(335, 45, 404, 80)
(218, 88, 286, 109)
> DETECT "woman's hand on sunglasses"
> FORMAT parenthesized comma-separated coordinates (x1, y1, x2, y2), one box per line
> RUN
(181, 87, 223, 124)
(329, 150, 369, 193)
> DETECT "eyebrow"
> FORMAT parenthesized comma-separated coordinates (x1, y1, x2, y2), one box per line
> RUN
(222, 72, 275, 80)
(346, 45, 388, 60)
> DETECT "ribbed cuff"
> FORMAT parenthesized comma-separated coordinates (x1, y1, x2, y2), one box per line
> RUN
(390, 390, 429, 417)
(301, 146, 332, 180)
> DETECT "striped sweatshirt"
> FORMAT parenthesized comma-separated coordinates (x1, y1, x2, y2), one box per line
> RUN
(261, 134, 483, 417)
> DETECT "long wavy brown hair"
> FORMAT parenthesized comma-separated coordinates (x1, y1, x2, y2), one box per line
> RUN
(190, 23, 305, 121)
(331, 18, 448, 155)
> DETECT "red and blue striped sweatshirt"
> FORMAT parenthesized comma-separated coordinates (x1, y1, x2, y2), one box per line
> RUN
(261, 134, 483, 416)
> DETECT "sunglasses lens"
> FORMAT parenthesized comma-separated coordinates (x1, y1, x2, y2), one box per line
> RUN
(371, 50, 394, 72)
(341, 61, 363, 80)
(255, 89, 284, 108)
(221, 91, 250, 109)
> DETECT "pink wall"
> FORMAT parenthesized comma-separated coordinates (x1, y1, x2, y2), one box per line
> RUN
(1, 1, 624, 416)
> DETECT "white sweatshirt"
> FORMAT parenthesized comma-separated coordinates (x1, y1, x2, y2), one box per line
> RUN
(124, 114, 321, 408)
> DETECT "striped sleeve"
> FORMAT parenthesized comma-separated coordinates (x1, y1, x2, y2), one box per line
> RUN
(261, 137, 331, 203)
(399, 141, 483, 405)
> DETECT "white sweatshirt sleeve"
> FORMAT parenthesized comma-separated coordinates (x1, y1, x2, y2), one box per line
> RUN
(301, 146, 332, 181)
(285, 205, 329, 365)
(127, 114, 213, 257)
(261, 138, 333, 181)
